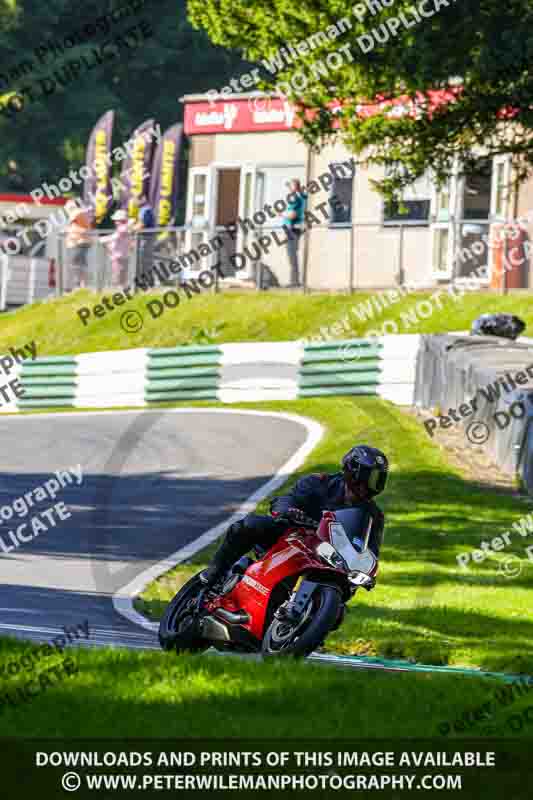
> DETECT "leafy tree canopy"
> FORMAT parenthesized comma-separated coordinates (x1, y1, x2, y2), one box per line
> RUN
(188, 0, 533, 199)
(0, 0, 249, 192)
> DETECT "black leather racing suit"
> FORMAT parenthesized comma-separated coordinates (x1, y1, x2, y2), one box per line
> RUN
(208, 472, 385, 576)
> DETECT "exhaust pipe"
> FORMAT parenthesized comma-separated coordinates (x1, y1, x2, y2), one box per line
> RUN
(200, 616, 231, 642)
(215, 608, 250, 625)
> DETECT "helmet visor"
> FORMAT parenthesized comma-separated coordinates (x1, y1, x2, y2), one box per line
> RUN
(367, 465, 386, 493)
(345, 463, 387, 495)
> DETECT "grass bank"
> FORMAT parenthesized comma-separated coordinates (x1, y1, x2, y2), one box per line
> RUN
(1, 289, 533, 356)
(0, 634, 529, 739)
(135, 396, 533, 675)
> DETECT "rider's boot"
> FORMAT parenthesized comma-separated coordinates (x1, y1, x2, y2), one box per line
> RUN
(199, 520, 248, 587)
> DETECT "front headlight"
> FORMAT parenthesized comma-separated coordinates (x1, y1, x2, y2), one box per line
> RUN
(315, 541, 347, 571)
(348, 572, 375, 588)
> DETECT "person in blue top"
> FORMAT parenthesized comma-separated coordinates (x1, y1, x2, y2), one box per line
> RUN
(282, 178, 306, 288)
(133, 194, 156, 277)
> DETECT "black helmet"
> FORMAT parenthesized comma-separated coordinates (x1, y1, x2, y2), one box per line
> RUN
(342, 445, 388, 497)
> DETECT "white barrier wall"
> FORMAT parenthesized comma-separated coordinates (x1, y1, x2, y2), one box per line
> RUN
(6, 335, 421, 411)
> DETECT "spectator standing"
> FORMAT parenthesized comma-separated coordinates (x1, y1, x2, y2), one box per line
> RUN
(281, 178, 306, 288)
(100, 209, 131, 286)
(133, 194, 156, 278)
(64, 199, 93, 290)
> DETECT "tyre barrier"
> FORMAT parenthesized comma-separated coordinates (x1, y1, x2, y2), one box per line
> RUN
(414, 333, 533, 490)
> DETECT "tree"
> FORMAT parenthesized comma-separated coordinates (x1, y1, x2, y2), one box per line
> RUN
(188, 0, 533, 199)
(0, 0, 250, 191)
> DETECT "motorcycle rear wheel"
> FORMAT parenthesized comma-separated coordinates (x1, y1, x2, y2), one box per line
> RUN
(261, 584, 341, 658)
(158, 575, 208, 654)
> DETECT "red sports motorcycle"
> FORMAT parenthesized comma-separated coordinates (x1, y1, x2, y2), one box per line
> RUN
(158, 507, 378, 658)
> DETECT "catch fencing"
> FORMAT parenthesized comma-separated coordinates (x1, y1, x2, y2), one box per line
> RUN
(55, 225, 257, 293)
(56, 227, 189, 293)
(2, 215, 529, 308)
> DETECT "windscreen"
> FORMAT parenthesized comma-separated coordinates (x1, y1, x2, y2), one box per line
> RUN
(334, 508, 371, 545)
(329, 508, 373, 572)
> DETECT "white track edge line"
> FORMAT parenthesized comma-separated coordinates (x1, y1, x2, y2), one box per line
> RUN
(111, 409, 325, 633)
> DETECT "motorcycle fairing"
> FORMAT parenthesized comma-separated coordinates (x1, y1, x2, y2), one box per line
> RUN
(213, 533, 343, 641)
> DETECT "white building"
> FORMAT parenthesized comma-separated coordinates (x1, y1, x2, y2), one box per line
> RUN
(181, 92, 528, 291)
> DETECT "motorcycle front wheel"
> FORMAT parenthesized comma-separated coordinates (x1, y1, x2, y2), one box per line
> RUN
(261, 584, 341, 658)
(158, 574, 208, 654)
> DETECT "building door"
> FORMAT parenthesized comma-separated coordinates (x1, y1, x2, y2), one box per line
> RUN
(236, 167, 256, 279)
(215, 168, 241, 277)
(431, 157, 499, 284)
(184, 168, 211, 277)
(455, 158, 492, 281)
(430, 174, 456, 280)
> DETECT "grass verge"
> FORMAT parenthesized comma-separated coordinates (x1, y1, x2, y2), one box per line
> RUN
(2, 289, 533, 355)
(135, 396, 533, 675)
(0, 635, 530, 738)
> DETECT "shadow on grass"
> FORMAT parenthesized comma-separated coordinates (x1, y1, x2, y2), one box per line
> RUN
(0, 645, 515, 740)
(334, 598, 533, 673)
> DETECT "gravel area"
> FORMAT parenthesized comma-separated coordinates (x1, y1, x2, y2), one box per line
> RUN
(406, 406, 527, 499)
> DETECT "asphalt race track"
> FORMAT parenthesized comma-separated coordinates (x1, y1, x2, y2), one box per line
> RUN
(0, 408, 523, 684)
(0, 409, 309, 651)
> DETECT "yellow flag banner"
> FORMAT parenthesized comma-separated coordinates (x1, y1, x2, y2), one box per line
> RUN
(148, 123, 183, 228)
(83, 110, 115, 224)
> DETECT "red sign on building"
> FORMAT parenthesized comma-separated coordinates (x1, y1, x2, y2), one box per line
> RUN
(184, 97, 303, 135)
(184, 90, 459, 136)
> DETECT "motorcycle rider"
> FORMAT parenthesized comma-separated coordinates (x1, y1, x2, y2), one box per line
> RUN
(200, 445, 388, 587)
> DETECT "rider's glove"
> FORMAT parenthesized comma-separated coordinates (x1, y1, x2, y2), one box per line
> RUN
(278, 507, 317, 528)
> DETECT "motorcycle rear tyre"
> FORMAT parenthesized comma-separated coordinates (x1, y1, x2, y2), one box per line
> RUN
(158, 574, 208, 653)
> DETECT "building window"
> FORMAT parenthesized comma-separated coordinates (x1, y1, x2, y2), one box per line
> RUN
(383, 170, 431, 225)
(432, 228, 449, 274)
(384, 198, 431, 223)
(462, 158, 492, 220)
(242, 172, 253, 220)
(435, 183, 450, 222)
(253, 165, 306, 226)
(451, 158, 492, 280)
(329, 164, 353, 224)
(191, 171, 208, 227)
